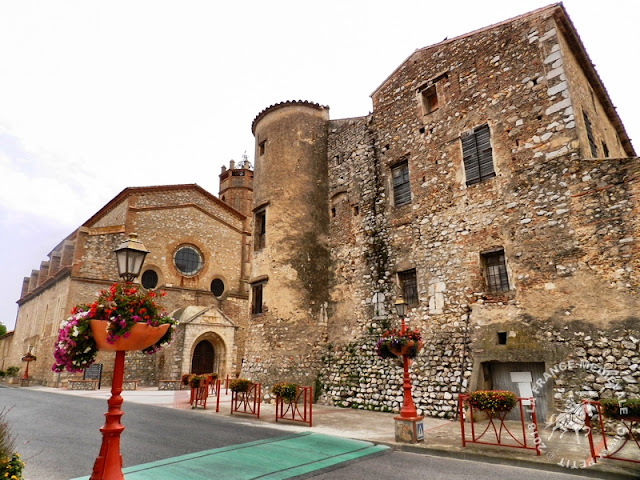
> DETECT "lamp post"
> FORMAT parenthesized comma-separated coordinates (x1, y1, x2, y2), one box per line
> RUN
(90, 233, 148, 480)
(394, 296, 418, 419)
(21, 346, 36, 385)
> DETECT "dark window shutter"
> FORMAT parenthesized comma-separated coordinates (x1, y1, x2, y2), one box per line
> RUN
(462, 124, 494, 185)
(392, 161, 411, 206)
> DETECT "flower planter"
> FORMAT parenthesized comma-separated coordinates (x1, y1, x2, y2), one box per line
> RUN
(390, 340, 424, 358)
(90, 320, 169, 351)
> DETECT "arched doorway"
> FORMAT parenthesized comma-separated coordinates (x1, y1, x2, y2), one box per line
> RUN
(191, 340, 215, 374)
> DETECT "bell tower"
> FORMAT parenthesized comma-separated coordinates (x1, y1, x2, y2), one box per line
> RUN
(218, 154, 254, 217)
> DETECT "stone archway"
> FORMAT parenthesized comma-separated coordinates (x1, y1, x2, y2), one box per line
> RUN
(191, 340, 215, 374)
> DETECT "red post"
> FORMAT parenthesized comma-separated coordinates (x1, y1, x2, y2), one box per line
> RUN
(90, 350, 126, 480)
(399, 318, 418, 418)
(22, 361, 30, 380)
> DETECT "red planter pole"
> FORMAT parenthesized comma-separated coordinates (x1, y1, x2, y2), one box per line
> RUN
(90, 350, 126, 480)
(399, 318, 418, 418)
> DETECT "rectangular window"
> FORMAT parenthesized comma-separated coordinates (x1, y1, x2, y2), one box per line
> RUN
(254, 210, 266, 250)
(583, 111, 597, 157)
(482, 249, 510, 293)
(602, 141, 609, 158)
(392, 160, 411, 206)
(398, 269, 418, 306)
(419, 85, 438, 115)
(251, 283, 264, 314)
(462, 124, 495, 185)
(259, 140, 266, 156)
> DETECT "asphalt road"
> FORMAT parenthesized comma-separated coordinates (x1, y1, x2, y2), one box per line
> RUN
(0, 386, 609, 480)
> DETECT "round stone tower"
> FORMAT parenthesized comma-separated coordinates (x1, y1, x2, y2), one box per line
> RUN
(245, 101, 331, 386)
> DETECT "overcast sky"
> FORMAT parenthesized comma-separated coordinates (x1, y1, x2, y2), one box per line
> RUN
(1, 0, 638, 330)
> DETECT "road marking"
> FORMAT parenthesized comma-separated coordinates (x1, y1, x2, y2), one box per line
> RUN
(72, 432, 388, 480)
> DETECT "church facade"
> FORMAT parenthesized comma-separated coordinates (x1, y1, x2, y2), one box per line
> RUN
(2, 4, 638, 419)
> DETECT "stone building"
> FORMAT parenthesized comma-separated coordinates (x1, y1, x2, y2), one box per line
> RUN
(1, 177, 253, 387)
(2, 4, 638, 420)
(242, 3, 639, 420)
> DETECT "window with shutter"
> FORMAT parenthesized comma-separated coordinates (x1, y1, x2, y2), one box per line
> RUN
(462, 124, 495, 185)
(392, 160, 411, 206)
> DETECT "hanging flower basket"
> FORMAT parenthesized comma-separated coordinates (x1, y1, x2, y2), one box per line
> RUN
(466, 390, 517, 415)
(376, 327, 423, 359)
(600, 398, 640, 421)
(52, 282, 177, 373)
(91, 321, 169, 351)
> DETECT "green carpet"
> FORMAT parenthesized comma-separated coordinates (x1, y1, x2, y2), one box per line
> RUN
(73, 432, 388, 479)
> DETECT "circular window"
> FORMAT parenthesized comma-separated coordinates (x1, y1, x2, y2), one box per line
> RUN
(211, 278, 225, 297)
(174, 245, 203, 276)
(141, 270, 158, 289)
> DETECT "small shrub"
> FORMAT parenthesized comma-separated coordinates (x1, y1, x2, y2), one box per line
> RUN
(5, 367, 19, 378)
(0, 408, 24, 480)
(229, 378, 252, 393)
(188, 375, 206, 389)
(272, 382, 297, 402)
(601, 398, 640, 419)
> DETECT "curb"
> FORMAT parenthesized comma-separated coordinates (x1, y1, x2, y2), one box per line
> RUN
(383, 442, 639, 480)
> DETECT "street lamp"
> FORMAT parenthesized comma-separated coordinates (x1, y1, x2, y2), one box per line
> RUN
(90, 233, 148, 480)
(114, 233, 149, 282)
(395, 295, 418, 419)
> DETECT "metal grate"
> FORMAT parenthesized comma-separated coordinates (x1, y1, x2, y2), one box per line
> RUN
(483, 250, 509, 293)
(398, 269, 418, 305)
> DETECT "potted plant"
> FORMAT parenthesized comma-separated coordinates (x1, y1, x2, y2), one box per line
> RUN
(229, 378, 252, 393)
(181, 373, 191, 386)
(52, 282, 177, 373)
(376, 327, 423, 359)
(189, 375, 206, 389)
(272, 382, 298, 403)
(466, 390, 518, 415)
(600, 398, 640, 420)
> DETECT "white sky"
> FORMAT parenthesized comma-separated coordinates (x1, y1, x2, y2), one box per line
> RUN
(1, 0, 638, 330)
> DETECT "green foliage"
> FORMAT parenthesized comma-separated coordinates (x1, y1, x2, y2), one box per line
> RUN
(272, 382, 297, 402)
(0, 323, 6, 336)
(1, 453, 24, 480)
(229, 378, 252, 393)
(314, 376, 323, 403)
(4, 367, 19, 378)
(466, 390, 517, 414)
(601, 398, 640, 419)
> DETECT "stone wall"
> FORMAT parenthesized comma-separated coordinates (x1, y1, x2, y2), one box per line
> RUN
(314, 7, 639, 418)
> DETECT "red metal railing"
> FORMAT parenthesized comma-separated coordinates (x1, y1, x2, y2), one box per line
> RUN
(190, 380, 208, 409)
(458, 394, 540, 455)
(275, 386, 313, 427)
(583, 399, 640, 464)
(231, 383, 261, 419)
